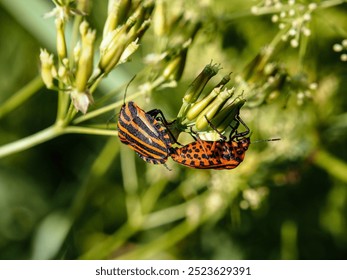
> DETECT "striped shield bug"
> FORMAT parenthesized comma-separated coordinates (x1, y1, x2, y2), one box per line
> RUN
(117, 101, 175, 165)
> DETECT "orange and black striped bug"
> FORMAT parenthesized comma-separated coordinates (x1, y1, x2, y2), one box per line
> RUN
(117, 101, 176, 165)
(170, 115, 251, 169)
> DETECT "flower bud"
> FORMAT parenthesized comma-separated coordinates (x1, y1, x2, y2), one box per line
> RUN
(40, 49, 55, 89)
(153, 0, 167, 36)
(55, 18, 67, 59)
(127, 1, 154, 41)
(162, 47, 188, 82)
(103, 0, 132, 38)
(176, 62, 221, 120)
(215, 72, 231, 89)
(195, 87, 235, 131)
(183, 62, 221, 104)
(73, 42, 81, 64)
(118, 38, 139, 64)
(212, 98, 246, 133)
(79, 20, 89, 37)
(58, 64, 67, 80)
(77, 0, 90, 15)
(70, 89, 94, 114)
(98, 26, 129, 74)
(186, 86, 220, 121)
(131, 19, 151, 41)
(75, 24, 96, 92)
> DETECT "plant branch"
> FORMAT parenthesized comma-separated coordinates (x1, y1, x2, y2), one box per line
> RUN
(0, 76, 43, 118)
(312, 149, 347, 183)
(79, 223, 138, 259)
(116, 219, 197, 260)
(64, 126, 118, 136)
(318, 0, 347, 9)
(0, 125, 64, 158)
(0, 124, 118, 159)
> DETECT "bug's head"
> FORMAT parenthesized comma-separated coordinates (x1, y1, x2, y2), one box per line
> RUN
(239, 137, 251, 151)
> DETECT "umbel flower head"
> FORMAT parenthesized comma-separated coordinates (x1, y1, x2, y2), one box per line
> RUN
(251, 0, 316, 48)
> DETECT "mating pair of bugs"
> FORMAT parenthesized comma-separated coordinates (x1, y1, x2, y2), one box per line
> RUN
(117, 101, 252, 170)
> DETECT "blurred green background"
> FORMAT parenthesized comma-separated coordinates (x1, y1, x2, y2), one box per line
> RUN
(0, 0, 347, 260)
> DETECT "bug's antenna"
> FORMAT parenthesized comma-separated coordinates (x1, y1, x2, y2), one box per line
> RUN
(253, 137, 281, 143)
(123, 75, 137, 105)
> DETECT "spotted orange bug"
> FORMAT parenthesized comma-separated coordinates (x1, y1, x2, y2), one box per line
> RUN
(117, 101, 175, 165)
(170, 114, 251, 169)
(170, 135, 250, 169)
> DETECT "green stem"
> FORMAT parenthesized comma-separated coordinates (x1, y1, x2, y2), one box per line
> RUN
(64, 126, 118, 136)
(0, 124, 118, 159)
(0, 125, 64, 158)
(116, 219, 197, 259)
(62, 102, 77, 125)
(141, 202, 188, 230)
(318, 0, 347, 9)
(298, 28, 309, 72)
(56, 91, 70, 123)
(69, 138, 120, 220)
(0, 76, 43, 118)
(312, 149, 347, 183)
(268, 25, 290, 55)
(79, 223, 138, 259)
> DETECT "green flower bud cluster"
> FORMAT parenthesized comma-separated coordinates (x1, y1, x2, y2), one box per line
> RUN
(98, 0, 154, 75)
(174, 62, 247, 141)
(40, 0, 154, 115)
(40, 18, 96, 114)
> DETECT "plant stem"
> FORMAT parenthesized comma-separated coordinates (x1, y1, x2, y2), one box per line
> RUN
(312, 149, 347, 183)
(64, 126, 118, 136)
(56, 90, 70, 123)
(318, 0, 347, 9)
(0, 125, 64, 158)
(116, 219, 197, 259)
(0, 125, 118, 159)
(79, 223, 138, 259)
(0, 76, 43, 118)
